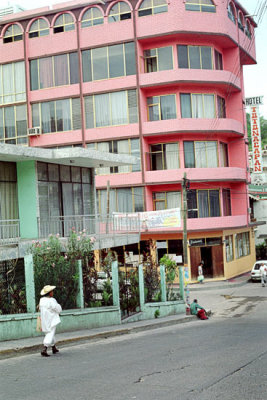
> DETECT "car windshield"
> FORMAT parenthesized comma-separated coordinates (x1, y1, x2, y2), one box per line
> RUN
(254, 263, 267, 270)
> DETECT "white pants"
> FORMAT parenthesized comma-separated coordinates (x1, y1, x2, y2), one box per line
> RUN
(261, 275, 266, 286)
(43, 326, 56, 347)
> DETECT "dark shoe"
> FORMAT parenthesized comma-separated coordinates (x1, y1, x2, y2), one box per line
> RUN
(52, 345, 59, 354)
(41, 347, 50, 357)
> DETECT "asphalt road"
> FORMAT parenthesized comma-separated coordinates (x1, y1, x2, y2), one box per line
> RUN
(1, 281, 267, 400)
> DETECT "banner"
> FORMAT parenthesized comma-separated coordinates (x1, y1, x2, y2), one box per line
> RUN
(113, 208, 181, 230)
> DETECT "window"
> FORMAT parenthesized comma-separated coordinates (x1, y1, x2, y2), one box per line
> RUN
(3, 24, 23, 43)
(144, 46, 173, 73)
(184, 141, 218, 168)
(147, 94, 176, 121)
(227, 2, 236, 23)
(0, 162, 18, 223)
(0, 61, 26, 105)
(238, 12, 244, 31)
(0, 104, 27, 145)
(177, 45, 212, 70)
(225, 235, 234, 262)
(32, 98, 81, 134)
(53, 13, 75, 34)
(150, 143, 179, 170)
(185, 0, 216, 13)
(235, 232, 250, 258)
(217, 96, 226, 118)
(245, 20, 251, 39)
(187, 189, 220, 218)
(85, 90, 138, 128)
(180, 93, 215, 118)
(37, 162, 93, 237)
(222, 188, 231, 216)
(30, 52, 79, 90)
(82, 42, 135, 82)
(153, 191, 181, 211)
(92, 138, 141, 174)
(81, 7, 104, 27)
(97, 187, 144, 216)
(219, 142, 229, 167)
(214, 50, 223, 70)
(108, 2, 131, 22)
(29, 18, 49, 38)
(138, 0, 168, 17)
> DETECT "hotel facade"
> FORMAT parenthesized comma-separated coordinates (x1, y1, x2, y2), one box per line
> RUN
(0, 0, 258, 281)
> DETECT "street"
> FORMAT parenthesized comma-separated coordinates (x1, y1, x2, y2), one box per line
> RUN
(1, 281, 267, 400)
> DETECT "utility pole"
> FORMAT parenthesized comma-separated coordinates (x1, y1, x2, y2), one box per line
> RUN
(182, 172, 190, 307)
(182, 172, 188, 268)
(106, 180, 110, 234)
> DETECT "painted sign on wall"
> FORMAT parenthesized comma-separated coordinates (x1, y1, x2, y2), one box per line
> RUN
(246, 96, 264, 174)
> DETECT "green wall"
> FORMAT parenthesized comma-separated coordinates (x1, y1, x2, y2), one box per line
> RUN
(17, 161, 38, 239)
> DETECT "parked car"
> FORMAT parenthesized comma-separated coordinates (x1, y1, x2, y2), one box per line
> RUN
(250, 260, 267, 281)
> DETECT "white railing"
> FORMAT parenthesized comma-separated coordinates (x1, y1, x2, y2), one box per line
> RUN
(37, 214, 141, 239)
(0, 220, 20, 245)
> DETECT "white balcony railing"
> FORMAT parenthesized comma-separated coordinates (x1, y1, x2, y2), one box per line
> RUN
(37, 214, 141, 239)
(0, 220, 20, 245)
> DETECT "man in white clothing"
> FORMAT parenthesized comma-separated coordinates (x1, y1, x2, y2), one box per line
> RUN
(260, 264, 267, 287)
(39, 285, 62, 357)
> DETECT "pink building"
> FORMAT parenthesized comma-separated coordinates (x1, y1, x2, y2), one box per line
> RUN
(0, 0, 258, 280)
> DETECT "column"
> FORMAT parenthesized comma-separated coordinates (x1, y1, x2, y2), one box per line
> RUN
(111, 260, 120, 307)
(76, 260, 84, 308)
(160, 265, 166, 302)
(24, 254, 36, 313)
(17, 161, 38, 239)
(138, 264, 145, 311)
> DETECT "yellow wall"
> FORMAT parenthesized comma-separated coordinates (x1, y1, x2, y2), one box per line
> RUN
(223, 227, 256, 280)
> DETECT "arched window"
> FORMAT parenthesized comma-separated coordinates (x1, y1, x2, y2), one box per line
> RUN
(185, 0, 216, 13)
(245, 20, 251, 39)
(138, 0, 168, 17)
(238, 12, 244, 31)
(108, 2, 131, 22)
(53, 13, 75, 34)
(29, 18, 49, 38)
(3, 24, 23, 43)
(227, 2, 236, 23)
(81, 7, 104, 27)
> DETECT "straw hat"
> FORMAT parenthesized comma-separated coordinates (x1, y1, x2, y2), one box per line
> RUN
(40, 285, 56, 296)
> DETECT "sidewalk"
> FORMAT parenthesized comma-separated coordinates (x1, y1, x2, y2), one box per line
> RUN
(0, 273, 250, 359)
(0, 313, 195, 359)
(186, 272, 250, 291)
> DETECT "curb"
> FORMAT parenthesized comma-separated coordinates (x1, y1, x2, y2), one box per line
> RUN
(0, 315, 195, 359)
(187, 279, 249, 292)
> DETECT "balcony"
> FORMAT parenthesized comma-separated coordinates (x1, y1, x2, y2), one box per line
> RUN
(142, 118, 244, 137)
(145, 167, 247, 184)
(140, 69, 241, 92)
(0, 220, 20, 246)
(37, 214, 141, 250)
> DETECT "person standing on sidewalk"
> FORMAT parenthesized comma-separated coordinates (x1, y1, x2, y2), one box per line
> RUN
(39, 285, 62, 357)
(260, 264, 267, 287)
(197, 261, 204, 283)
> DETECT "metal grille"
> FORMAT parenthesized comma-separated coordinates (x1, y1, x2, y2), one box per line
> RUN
(0, 258, 26, 315)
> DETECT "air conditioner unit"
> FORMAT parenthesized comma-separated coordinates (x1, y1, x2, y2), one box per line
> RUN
(27, 127, 41, 136)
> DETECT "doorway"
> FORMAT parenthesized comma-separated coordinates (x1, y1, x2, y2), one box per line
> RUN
(201, 247, 212, 278)
(190, 245, 224, 280)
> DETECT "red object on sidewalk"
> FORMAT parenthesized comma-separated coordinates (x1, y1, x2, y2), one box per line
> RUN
(186, 306, 191, 316)
(197, 309, 208, 320)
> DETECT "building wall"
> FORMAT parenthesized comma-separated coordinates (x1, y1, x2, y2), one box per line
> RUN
(0, 0, 257, 279)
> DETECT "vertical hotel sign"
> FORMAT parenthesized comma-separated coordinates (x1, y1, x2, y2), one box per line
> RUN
(246, 96, 264, 173)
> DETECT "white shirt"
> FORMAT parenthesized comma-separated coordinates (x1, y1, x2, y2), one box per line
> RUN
(198, 265, 203, 276)
(260, 265, 267, 277)
(40, 297, 62, 333)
